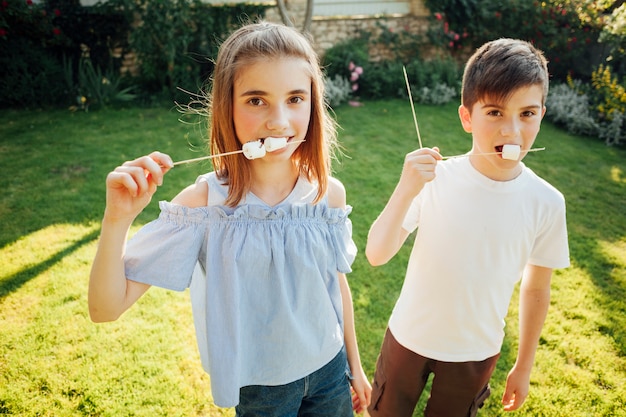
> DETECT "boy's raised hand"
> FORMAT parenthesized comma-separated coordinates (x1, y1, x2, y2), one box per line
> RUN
(104, 151, 173, 223)
(397, 146, 442, 198)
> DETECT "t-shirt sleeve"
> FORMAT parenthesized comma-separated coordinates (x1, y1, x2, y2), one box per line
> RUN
(529, 193, 570, 269)
(402, 194, 422, 234)
(124, 201, 207, 291)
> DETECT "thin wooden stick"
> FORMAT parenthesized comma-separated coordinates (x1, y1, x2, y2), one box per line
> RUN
(403, 66, 423, 149)
(173, 149, 243, 166)
(442, 147, 546, 160)
(172, 139, 305, 166)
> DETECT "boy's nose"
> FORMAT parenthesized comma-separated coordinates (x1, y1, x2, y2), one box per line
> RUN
(500, 119, 520, 136)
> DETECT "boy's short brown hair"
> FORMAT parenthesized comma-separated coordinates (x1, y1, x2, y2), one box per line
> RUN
(461, 38, 549, 110)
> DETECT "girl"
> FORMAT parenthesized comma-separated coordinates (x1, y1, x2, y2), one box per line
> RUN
(88, 21, 371, 415)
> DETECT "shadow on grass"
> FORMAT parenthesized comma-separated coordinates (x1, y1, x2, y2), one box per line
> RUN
(0, 227, 101, 301)
(570, 232, 626, 357)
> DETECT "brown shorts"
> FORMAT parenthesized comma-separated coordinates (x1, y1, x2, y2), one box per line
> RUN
(368, 328, 499, 417)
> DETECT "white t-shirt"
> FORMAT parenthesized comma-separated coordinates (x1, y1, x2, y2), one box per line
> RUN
(389, 157, 570, 362)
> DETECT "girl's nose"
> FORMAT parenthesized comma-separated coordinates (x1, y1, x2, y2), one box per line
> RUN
(266, 105, 289, 131)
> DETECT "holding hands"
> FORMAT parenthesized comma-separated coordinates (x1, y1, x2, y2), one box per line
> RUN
(104, 152, 173, 223)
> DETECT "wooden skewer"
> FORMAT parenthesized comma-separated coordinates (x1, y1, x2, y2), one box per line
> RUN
(173, 149, 242, 166)
(171, 139, 306, 166)
(442, 147, 546, 160)
(403, 66, 423, 149)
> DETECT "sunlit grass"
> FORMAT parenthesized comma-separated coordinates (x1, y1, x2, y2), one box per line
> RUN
(1, 100, 625, 416)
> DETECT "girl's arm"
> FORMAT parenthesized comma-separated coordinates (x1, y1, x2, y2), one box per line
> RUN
(502, 264, 552, 411)
(88, 152, 173, 322)
(338, 272, 371, 413)
(365, 147, 440, 266)
(328, 177, 372, 413)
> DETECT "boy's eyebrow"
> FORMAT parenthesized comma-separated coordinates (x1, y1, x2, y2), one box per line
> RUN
(480, 102, 542, 110)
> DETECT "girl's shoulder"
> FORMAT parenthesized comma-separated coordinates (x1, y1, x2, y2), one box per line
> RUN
(171, 178, 209, 208)
(326, 176, 346, 209)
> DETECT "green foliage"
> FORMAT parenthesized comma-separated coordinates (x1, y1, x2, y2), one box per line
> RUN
(0, 0, 130, 108)
(108, 0, 271, 102)
(322, 35, 461, 104)
(425, 0, 603, 80)
(64, 56, 137, 111)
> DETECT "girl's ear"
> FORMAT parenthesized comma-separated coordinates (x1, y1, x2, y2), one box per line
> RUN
(458, 104, 472, 133)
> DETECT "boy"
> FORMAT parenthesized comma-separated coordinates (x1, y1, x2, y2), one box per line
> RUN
(365, 39, 570, 416)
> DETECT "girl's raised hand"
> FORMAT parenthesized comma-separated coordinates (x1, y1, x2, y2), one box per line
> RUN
(104, 151, 173, 223)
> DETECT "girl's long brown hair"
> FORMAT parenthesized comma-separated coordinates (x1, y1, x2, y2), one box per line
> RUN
(208, 21, 338, 207)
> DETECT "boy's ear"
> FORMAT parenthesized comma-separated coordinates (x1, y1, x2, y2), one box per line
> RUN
(458, 105, 472, 133)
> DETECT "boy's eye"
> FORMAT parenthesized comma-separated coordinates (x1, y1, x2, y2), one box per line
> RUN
(487, 110, 501, 117)
(521, 110, 536, 117)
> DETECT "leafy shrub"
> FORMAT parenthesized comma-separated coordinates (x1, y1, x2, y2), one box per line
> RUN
(417, 83, 458, 105)
(425, 0, 603, 80)
(324, 75, 352, 108)
(322, 35, 461, 104)
(546, 82, 599, 137)
(0, 0, 130, 108)
(108, 0, 271, 102)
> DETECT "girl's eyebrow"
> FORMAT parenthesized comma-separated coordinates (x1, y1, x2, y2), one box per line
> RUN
(239, 88, 310, 97)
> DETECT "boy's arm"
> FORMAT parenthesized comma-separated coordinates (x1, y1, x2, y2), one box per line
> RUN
(365, 147, 441, 266)
(338, 272, 372, 414)
(502, 264, 552, 411)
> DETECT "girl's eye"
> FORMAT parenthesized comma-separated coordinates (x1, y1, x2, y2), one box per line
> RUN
(249, 98, 264, 106)
(289, 96, 304, 104)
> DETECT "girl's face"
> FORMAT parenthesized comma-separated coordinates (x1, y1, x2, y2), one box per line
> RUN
(233, 57, 312, 161)
(458, 84, 546, 181)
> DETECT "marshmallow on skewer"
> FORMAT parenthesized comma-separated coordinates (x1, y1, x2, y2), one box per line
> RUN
(242, 140, 267, 160)
(263, 137, 288, 152)
(501, 144, 521, 160)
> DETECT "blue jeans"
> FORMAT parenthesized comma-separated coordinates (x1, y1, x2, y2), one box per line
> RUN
(235, 347, 353, 417)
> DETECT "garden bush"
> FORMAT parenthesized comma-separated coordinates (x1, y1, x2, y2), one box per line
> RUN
(425, 0, 606, 81)
(322, 34, 461, 105)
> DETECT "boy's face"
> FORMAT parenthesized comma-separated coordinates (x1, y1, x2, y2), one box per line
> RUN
(458, 85, 546, 181)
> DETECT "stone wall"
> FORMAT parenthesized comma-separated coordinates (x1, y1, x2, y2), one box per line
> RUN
(264, 0, 431, 61)
(118, 0, 432, 77)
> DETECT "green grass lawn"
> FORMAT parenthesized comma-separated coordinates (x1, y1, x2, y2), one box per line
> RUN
(1, 100, 625, 416)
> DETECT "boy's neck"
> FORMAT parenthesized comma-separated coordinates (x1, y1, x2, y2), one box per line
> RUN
(468, 154, 523, 182)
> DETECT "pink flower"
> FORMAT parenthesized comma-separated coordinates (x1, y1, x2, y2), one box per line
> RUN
(52, 27, 61, 36)
(54, 8, 61, 16)
(350, 72, 359, 82)
(435, 12, 442, 21)
(348, 61, 355, 71)
(354, 66, 363, 75)
(26, 0, 32, 5)
(352, 83, 359, 92)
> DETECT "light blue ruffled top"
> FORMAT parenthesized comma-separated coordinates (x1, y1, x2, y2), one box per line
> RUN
(124, 172, 357, 407)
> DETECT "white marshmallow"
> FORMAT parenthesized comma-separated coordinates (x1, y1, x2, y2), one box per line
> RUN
(501, 144, 521, 160)
(264, 137, 288, 152)
(242, 140, 266, 160)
